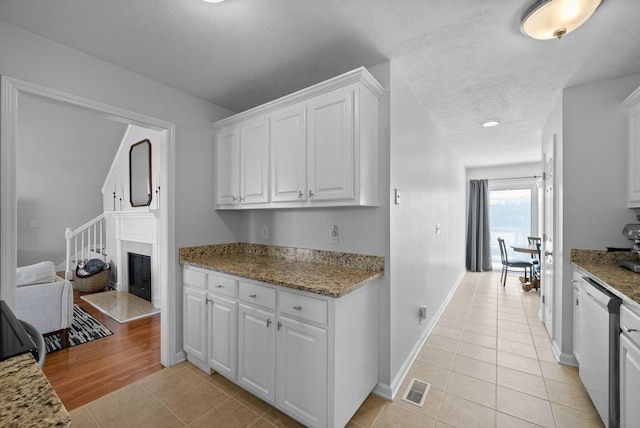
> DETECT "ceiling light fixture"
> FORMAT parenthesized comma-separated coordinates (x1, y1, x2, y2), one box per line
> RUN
(482, 121, 499, 128)
(521, 0, 602, 40)
(202, 0, 225, 3)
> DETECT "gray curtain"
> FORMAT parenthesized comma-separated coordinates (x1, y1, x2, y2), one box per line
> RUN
(466, 179, 492, 272)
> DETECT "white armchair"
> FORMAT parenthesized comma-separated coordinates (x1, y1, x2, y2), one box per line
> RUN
(15, 261, 74, 348)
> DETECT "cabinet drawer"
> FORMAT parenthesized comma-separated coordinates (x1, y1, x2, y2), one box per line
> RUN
(183, 268, 206, 289)
(279, 291, 327, 325)
(239, 282, 276, 310)
(208, 273, 238, 298)
(621, 305, 640, 339)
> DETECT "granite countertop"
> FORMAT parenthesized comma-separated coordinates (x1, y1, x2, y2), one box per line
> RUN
(0, 353, 70, 427)
(179, 243, 384, 298)
(571, 249, 640, 310)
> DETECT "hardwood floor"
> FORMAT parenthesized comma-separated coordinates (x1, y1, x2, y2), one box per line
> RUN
(43, 289, 163, 411)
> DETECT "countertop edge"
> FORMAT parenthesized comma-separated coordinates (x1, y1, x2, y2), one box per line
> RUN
(180, 261, 383, 298)
(572, 262, 640, 313)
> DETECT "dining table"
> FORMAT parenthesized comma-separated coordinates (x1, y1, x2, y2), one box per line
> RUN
(510, 244, 540, 291)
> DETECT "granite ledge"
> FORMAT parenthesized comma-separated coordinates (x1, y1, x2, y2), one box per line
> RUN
(0, 353, 70, 427)
(570, 248, 640, 310)
(179, 243, 384, 298)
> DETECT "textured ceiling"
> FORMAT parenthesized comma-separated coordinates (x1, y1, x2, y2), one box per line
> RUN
(1, 0, 639, 167)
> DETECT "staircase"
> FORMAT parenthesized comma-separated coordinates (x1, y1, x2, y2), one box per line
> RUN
(63, 214, 107, 280)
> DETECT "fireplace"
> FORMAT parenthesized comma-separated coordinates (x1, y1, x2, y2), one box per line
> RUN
(128, 252, 151, 302)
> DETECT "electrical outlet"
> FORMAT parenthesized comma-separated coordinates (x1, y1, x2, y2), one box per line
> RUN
(436, 223, 441, 234)
(330, 225, 339, 244)
(261, 226, 268, 239)
(30, 220, 37, 228)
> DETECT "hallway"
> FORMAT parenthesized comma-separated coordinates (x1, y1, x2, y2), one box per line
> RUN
(69, 272, 603, 427)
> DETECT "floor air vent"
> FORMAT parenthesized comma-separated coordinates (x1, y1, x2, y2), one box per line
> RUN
(401, 378, 430, 407)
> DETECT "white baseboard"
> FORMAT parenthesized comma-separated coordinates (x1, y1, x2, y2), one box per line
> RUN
(384, 268, 466, 400)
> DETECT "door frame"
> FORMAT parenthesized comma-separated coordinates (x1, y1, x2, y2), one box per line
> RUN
(541, 135, 555, 340)
(1, 76, 178, 367)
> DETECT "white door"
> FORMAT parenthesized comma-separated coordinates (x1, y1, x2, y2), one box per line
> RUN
(215, 126, 240, 205)
(207, 294, 237, 380)
(276, 315, 328, 428)
(238, 303, 276, 403)
(271, 104, 307, 203)
(307, 88, 355, 202)
(239, 118, 269, 204)
(541, 135, 555, 338)
(183, 287, 208, 362)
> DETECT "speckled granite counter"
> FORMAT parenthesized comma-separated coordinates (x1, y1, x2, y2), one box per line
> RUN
(571, 249, 640, 310)
(179, 243, 384, 297)
(0, 353, 70, 427)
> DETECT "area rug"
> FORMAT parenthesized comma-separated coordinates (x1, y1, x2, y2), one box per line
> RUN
(44, 304, 113, 353)
(81, 290, 160, 323)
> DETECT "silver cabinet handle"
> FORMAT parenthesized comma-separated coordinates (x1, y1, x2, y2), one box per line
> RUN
(308, 190, 314, 199)
(240, 196, 245, 202)
(293, 305, 302, 311)
(215, 284, 224, 288)
(298, 190, 304, 199)
(277, 321, 282, 330)
(266, 319, 272, 328)
(249, 294, 257, 298)
(232, 196, 238, 202)
(545, 251, 553, 256)
(205, 297, 213, 305)
(622, 326, 639, 333)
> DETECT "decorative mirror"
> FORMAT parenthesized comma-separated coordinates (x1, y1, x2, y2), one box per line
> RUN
(129, 139, 152, 207)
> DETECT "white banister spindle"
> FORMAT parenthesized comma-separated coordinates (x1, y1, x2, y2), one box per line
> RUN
(64, 214, 106, 279)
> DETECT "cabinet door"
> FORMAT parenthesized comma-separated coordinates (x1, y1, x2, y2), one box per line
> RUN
(207, 294, 238, 380)
(277, 315, 327, 428)
(307, 88, 355, 202)
(240, 118, 269, 204)
(238, 303, 276, 403)
(271, 105, 307, 203)
(183, 286, 208, 362)
(624, 88, 640, 207)
(620, 334, 640, 427)
(215, 126, 240, 205)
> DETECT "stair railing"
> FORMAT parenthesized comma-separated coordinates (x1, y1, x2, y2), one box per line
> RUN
(65, 214, 107, 280)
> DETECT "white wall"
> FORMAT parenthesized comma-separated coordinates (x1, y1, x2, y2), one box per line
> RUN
(0, 19, 235, 361)
(387, 64, 467, 393)
(16, 93, 126, 266)
(102, 125, 165, 213)
(542, 72, 640, 360)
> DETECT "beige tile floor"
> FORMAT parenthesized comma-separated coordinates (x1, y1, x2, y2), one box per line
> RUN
(69, 272, 604, 427)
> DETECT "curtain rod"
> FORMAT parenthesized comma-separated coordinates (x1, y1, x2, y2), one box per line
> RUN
(489, 175, 541, 181)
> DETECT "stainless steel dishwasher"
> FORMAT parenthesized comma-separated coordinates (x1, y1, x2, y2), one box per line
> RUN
(576, 276, 621, 428)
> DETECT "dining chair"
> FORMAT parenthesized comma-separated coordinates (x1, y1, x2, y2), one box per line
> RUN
(527, 236, 542, 265)
(497, 237, 533, 287)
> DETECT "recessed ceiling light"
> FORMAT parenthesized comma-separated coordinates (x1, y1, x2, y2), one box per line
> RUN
(482, 121, 499, 128)
(203, 0, 225, 3)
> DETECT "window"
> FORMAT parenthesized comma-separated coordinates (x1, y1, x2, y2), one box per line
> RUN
(489, 188, 533, 269)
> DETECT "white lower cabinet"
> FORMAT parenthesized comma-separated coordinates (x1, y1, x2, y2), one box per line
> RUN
(277, 314, 327, 427)
(207, 294, 237, 380)
(238, 302, 276, 403)
(182, 265, 379, 428)
(620, 305, 640, 427)
(183, 286, 208, 363)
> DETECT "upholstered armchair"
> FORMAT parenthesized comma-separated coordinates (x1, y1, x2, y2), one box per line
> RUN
(15, 261, 74, 348)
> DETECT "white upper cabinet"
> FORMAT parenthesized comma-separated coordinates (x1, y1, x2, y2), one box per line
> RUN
(215, 126, 240, 206)
(623, 86, 640, 208)
(270, 104, 307, 203)
(215, 117, 269, 207)
(239, 117, 269, 205)
(213, 67, 384, 209)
